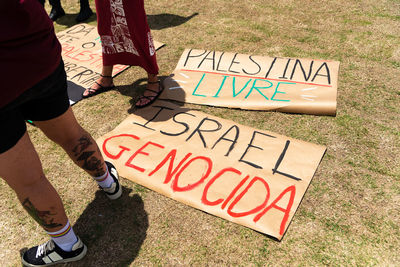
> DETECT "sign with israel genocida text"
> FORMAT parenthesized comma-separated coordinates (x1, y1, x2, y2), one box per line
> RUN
(97, 101, 326, 239)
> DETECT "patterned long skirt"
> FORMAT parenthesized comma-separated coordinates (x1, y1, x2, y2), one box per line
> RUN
(95, 0, 159, 74)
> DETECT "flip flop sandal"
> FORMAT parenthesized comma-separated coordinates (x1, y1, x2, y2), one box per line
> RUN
(82, 75, 115, 99)
(135, 80, 164, 108)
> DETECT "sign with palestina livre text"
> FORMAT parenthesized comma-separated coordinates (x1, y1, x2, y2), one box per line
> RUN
(56, 24, 164, 104)
(96, 101, 326, 240)
(162, 49, 339, 116)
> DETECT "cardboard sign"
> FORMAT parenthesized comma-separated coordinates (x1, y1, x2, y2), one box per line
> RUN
(56, 24, 164, 105)
(162, 49, 340, 115)
(97, 101, 326, 240)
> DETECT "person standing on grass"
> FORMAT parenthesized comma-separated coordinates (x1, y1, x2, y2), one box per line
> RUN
(0, 0, 121, 265)
(38, 0, 93, 22)
(82, 0, 163, 108)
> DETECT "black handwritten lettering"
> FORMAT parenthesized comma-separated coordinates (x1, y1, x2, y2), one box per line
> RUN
(272, 140, 301, 181)
(290, 59, 314, 81)
(211, 125, 240, 156)
(243, 55, 262, 75)
(82, 42, 96, 49)
(66, 24, 94, 36)
(228, 53, 241, 74)
(216, 52, 227, 72)
(311, 62, 331, 84)
(71, 69, 94, 81)
(134, 105, 174, 131)
(63, 62, 77, 72)
(198, 50, 216, 70)
(279, 58, 292, 79)
(80, 74, 101, 86)
(160, 112, 196, 136)
(184, 49, 207, 67)
(57, 34, 79, 43)
(264, 57, 277, 78)
(64, 66, 87, 76)
(186, 118, 222, 148)
(239, 131, 276, 169)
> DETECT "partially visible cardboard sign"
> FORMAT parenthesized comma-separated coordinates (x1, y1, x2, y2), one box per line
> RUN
(162, 49, 339, 115)
(57, 24, 164, 105)
(97, 101, 326, 240)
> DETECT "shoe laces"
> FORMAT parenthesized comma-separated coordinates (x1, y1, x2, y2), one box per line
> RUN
(36, 240, 55, 258)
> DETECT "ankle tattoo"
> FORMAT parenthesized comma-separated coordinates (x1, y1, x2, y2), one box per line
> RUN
(22, 198, 62, 229)
(72, 135, 104, 177)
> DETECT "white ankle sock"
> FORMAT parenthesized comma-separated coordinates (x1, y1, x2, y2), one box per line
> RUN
(47, 220, 78, 252)
(93, 165, 114, 189)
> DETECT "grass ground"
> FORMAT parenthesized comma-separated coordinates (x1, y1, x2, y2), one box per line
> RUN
(1, 0, 399, 266)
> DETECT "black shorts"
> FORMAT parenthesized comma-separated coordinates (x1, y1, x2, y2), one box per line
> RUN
(0, 61, 70, 153)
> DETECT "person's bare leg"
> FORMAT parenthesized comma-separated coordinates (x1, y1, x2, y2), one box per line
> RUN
(82, 65, 114, 97)
(0, 132, 67, 233)
(136, 72, 161, 106)
(35, 107, 122, 201)
(34, 107, 107, 178)
(148, 73, 158, 83)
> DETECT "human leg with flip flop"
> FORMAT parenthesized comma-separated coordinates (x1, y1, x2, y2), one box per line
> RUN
(82, 65, 163, 108)
(86, 0, 161, 107)
(82, 66, 115, 99)
(135, 73, 163, 108)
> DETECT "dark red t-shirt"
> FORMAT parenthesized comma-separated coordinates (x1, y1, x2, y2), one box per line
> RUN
(0, 0, 61, 108)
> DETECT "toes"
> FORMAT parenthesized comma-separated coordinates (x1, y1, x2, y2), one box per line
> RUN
(83, 89, 90, 96)
(138, 99, 150, 106)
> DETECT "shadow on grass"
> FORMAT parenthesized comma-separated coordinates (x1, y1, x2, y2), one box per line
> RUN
(55, 12, 197, 30)
(66, 186, 148, 266)
(116, 76, 185, 114)
(147, 13, 199, 30)
(55, 12, 97, 28)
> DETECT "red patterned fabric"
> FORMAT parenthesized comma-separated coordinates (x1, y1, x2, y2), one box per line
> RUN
(95, 0, 159, 74)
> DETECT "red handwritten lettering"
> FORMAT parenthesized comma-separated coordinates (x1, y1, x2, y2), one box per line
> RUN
(102, 134, 139, 159)
(102, 134, 297, 236)
(201, 167, 242, 206)
(172, 156, 213, 192)
(148, 149, 192, 184)
(62, 43, 75, 55)
(253, 185, 296, 235)
(125, 141, 164, 173)
(221, 175, 250, 210)
(228, 176, 270, 217)
(61, 43, 102, 63)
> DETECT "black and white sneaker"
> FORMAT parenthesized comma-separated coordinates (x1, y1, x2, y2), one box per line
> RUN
(102, 161, 122, 200)
(22, 237, 87, 266)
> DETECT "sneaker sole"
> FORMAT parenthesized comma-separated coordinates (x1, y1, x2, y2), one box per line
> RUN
(105, 161, 122, 200)
(21, 244, 87, 267)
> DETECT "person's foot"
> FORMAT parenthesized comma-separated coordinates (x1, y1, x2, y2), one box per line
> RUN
(75, 7, 93, 22)
(21, 237, 86, 266)
(101, 161, 122, 200)
(82, 75, 115, 98)
(49, 7, 65, 21)
(135, 78, 164, 108)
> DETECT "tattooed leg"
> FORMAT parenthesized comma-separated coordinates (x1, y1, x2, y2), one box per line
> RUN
(71, 134, 105, 177)
(34, 107, 107, 177)
(22, 198, 63, 229)
(0, 132, 68, 232)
